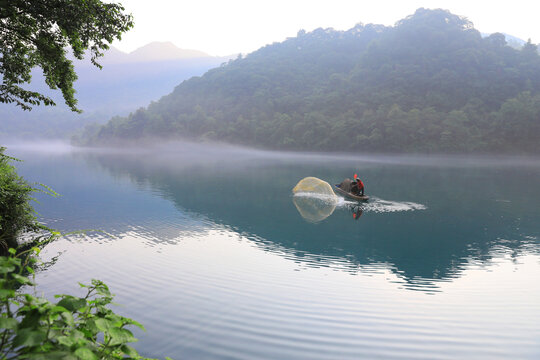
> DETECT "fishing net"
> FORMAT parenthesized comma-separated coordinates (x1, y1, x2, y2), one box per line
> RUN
(292, 177, 338, 223)
(292, 177, 336, 196)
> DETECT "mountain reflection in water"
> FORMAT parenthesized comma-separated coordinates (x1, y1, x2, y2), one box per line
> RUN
(55, 145, 540, 292)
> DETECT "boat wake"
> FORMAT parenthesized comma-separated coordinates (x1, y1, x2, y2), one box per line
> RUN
(359, 197, 427, 213)
(293, 192, 426, 214)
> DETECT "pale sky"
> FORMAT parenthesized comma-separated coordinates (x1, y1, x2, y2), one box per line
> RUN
(112, 0, 540, 56)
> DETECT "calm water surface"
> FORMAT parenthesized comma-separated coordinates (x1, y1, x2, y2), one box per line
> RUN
(8, 143, 540, 359)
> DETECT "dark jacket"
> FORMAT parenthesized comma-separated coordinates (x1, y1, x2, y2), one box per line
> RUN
(339, 178, 354, 192)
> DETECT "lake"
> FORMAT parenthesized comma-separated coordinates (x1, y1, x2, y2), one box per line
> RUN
(8, 142, 540, 359)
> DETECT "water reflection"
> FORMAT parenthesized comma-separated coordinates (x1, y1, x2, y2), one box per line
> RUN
(292, 194, 337, 223)
(65, 147, 540, 292)
(292, 193, 427, 223)
(351, 205, 363, 220)
(10, 145, 540, 359)
(11, 144, 540, 291)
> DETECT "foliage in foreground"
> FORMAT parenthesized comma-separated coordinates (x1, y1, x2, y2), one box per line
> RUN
(0, 147, 49, 253)
(0, 148, 164, 359)
(0, 245, 160, 360)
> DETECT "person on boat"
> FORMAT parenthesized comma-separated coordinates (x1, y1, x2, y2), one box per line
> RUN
(338, 178, 354, 192)
(351, 174, 364, 196)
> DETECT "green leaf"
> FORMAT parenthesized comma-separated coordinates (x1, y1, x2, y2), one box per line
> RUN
(47, 328, 64, 339)
(94, 318, 113, 332)
(70, 329, 86, 341)
(57, 335, 76, 347)
(74, 347, 98, 360)
(81, 319, 99, 335)
(50, 305, 68, 313)
(60, 311, 75, 327)
(0, 264, 16, 274)
(19, 309, 42, 330)
(108, 327, 137, 345)
(11, 273, 34, 285)
(120, 344, 140, 357)
(0, 289, 15, 299)
(0, 317, 18, 329)
(13, 328, 47, 347)
(91, 281, 111, 297)
(79, 327, 95, 339)
(57, 297, 87, 311)
(127, 318, 145, 331)
(8, 248, 16, 255)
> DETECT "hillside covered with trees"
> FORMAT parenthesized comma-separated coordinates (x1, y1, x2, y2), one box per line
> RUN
(75, 8, 540, 153)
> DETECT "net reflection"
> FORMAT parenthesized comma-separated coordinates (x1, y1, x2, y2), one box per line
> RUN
(292, 193, 337, 223)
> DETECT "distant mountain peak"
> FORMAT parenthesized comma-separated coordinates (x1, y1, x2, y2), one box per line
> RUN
(128, 42, 210, 62)
(81, 42, 212, 65)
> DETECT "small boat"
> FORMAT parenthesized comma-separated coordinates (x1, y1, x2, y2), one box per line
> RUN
(334, 184, 369, 202)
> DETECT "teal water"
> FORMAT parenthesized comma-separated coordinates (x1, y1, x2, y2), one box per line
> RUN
(8, 143, 540, 359)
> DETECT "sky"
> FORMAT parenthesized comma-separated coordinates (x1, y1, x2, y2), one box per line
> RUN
(112, 0, 540, 56)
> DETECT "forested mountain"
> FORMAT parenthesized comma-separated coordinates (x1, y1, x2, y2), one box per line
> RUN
(76, 9, 540, 153)
(0, 43, 233, 139)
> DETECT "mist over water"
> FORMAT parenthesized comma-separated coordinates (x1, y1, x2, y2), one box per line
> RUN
(7, 141, 540, 359)
(6, 139, 540, 163)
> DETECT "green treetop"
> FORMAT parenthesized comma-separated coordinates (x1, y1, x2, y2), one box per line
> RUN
(0, 0, 133, 112)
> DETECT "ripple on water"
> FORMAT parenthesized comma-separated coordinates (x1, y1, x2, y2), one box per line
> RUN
(30, 200, 540, 360)
(32, 226, 540, 360)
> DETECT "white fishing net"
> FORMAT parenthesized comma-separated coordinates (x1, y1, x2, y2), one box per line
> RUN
(292, 177, 338, 223)
(292, 177, 336, 196)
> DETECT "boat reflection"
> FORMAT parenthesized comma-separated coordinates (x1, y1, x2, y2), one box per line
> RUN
(292, 194, 366, 222)
(351, 205, 364, 220)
